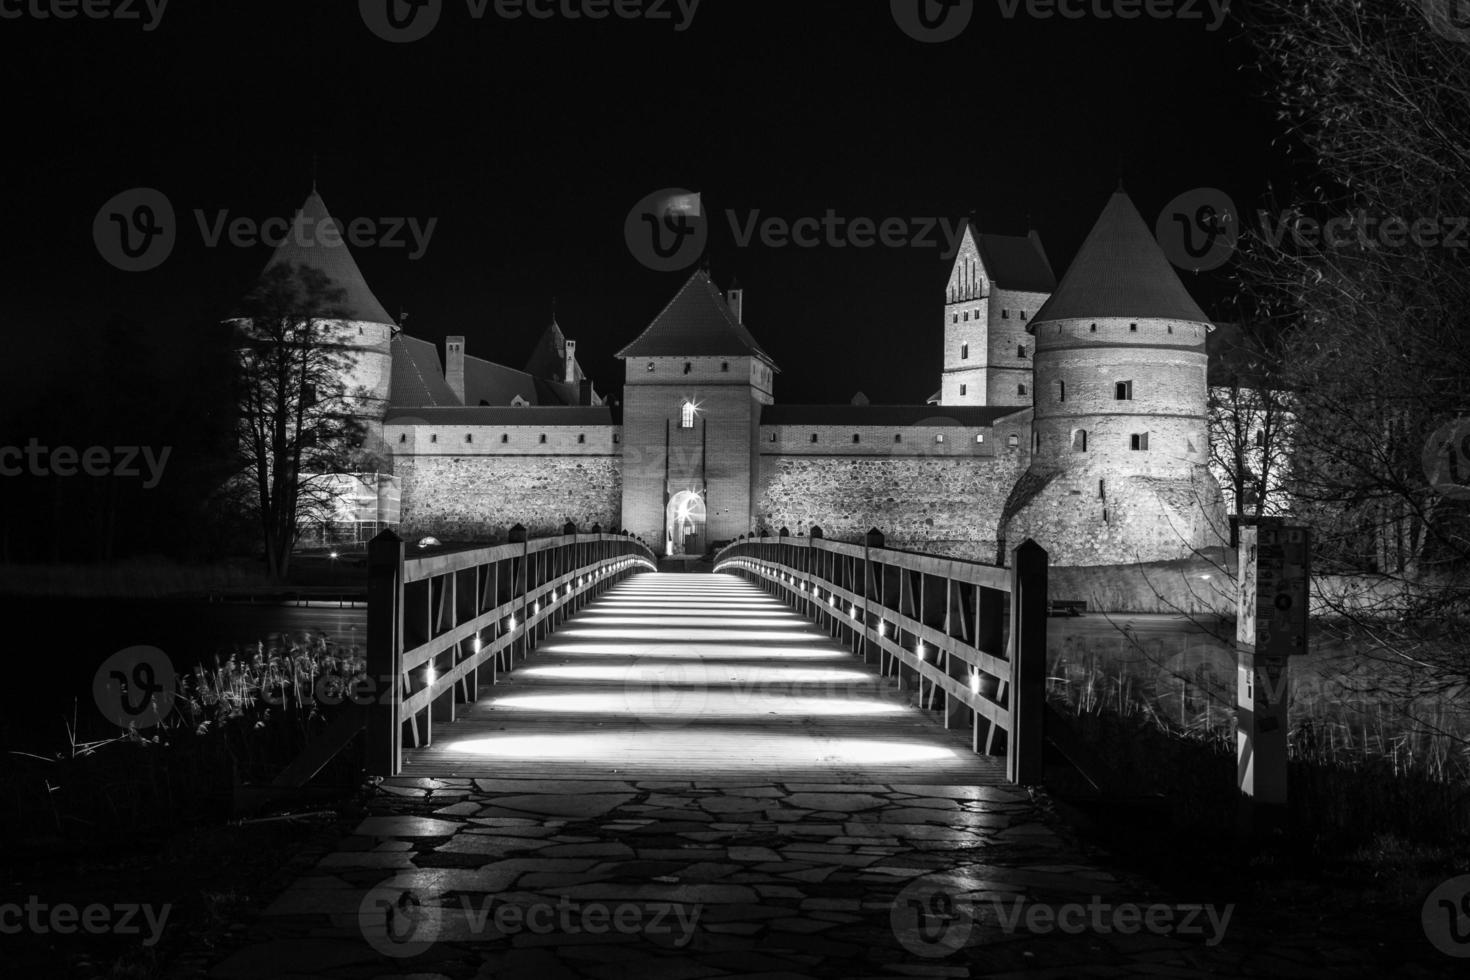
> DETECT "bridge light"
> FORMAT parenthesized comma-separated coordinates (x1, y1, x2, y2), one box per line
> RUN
(473, 635, 482, 653)
(917, 643, 927, 661)
(970, 669, 981, 694)
(878, 621, 887, 637)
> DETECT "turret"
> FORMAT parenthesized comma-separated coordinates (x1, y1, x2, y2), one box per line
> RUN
(1000, 191, 1226, 565)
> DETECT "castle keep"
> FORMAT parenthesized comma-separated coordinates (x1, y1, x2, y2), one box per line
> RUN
(248, 189, 1228, 567)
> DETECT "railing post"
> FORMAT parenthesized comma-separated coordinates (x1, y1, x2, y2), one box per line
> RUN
(367, 530, 405, 778)
(1008, 538, 1048, 785)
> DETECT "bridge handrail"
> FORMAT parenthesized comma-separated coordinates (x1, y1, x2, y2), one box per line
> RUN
(713, 532, 1047, 784)
(360, 529, 658, 778)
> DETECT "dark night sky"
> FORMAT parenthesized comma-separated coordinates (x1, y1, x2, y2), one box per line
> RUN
(0, 0, 1292, 408)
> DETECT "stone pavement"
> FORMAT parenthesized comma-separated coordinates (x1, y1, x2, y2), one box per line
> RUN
(196, 574, 1414, 978)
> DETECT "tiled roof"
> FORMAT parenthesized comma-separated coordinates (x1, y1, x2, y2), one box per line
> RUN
(761, 405, 1025, 427)
(389, 334, 460, 408)
(1031, 191, 1210, 326)
(385, 406, 614, 426)
(464, 356, 538, 406)
(616, 269, 775, 363)
(256, 191, 396, 326)
(974, 230, 1057, 293)
(524, 320, 570, 380)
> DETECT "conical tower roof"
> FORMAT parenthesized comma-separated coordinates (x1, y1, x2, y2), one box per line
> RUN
(1030, 191, 1209, 327)
(251, 191, 396, 326)
(616, 269, 775, 365)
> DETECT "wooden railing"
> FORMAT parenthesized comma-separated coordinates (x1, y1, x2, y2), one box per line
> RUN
(361, 527, 658, 777)
(713, 530, 1048, 784)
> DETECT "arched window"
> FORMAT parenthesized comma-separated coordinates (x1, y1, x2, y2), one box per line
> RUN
(1072, 429, 1088, 451)
(960, 343, 969, 360)
(680, 402, 696, 429)
(500, 433, 509, 444)
(683, 362, 692, 375)
(852, 433, 861, 444)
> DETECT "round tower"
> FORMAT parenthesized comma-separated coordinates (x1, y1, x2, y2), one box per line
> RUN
(1001, 191, 1226, 566)
(229, 190, 397, 438)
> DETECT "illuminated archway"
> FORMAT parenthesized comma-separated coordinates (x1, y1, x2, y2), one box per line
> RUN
(666, 490, 707, 556)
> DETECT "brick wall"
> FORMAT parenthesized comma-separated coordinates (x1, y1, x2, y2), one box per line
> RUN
(394, 453, 621, 540)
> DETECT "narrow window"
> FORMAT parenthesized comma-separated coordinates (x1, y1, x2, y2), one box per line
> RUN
(721, 361, 730, 372)
(465, 433, 473, 443)
(683, 362, 692, 375)
(894, 433, 902, 443)
(680, 402, 696, 429)
(1018, 384, 1027, 396)
(769, 432, 777, 442)
(613, 433, 620, 444)
(539, 434, 548, 444)
(647, 362, 655, 372)
(1017, 344, 1027, 358)
(935, 433, 945, 444)
(1002, 309, 1009, 319)
(578, 433, 586, 444)
(1130, 322, 1138, 332)
(1115, 380, 1133, 400)
(810, 433, 819, 443)
(1008, 433, 1019, 447)
(1073, 429, 1088, 451)
(852, 433, 861, 444)
(963, 311, 969, 322)
(1058, 380, 1065, 402)
(974, 433, 984, 444)
(1099, 479, 1106, 499)
(501, 433, 509, 444)
(1090, 323, 1097, 332)
(1033, 432, 1041, 451)
(1130, 433, 1149, 451)
(960, 343, 969, 360)
(1021, 311, 1028, 321)
(430, 433, 437, 444)
(1167, 324, 1173, 334)
(399, 433, 407, 444)
(1254, 430, 1265, 448)
(952, 313, 958, 324)
(960, 384, 967, 396)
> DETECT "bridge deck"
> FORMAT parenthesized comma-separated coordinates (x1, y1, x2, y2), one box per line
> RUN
(402, 572, 1007, 784)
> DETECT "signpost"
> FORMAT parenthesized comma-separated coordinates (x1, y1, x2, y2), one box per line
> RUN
(1236, 521, 1310, 836)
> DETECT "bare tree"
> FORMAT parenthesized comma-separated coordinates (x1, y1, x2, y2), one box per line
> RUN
(232, 264, 371, 581)
(1228, 0, 1470, 747)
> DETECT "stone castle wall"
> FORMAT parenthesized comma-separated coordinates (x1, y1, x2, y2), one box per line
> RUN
(755, 452, 1030, 563)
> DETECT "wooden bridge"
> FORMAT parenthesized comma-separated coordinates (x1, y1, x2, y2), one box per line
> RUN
(348, 528, 1048, 787)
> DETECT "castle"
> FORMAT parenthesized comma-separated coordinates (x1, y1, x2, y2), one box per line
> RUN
(242, 189, 1229, 567)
